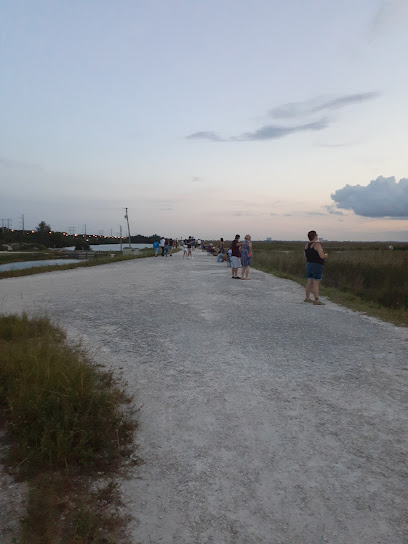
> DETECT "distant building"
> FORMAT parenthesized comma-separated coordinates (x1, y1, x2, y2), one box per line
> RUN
(266, 237, 272, 241)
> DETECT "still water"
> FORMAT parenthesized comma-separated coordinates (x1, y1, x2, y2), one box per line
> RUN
(0, 259, 79, 272)
(64, 243, 151, 252)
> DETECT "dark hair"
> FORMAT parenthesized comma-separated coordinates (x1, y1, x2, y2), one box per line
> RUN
(220, 237, 224, 242)
(308, 230, 317, 241)
(235, 234, 240, 239)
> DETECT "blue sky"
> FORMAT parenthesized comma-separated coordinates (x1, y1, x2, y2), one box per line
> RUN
(1, 0, 408, 240)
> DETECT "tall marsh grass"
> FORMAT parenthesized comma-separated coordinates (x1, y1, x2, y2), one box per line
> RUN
(252, 242, 408, 311)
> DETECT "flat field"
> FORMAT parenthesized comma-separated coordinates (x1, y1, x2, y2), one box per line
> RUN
(252, 241, 408, 325)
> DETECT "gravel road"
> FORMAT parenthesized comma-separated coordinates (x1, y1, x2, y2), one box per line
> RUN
(1, 250, 407, 544)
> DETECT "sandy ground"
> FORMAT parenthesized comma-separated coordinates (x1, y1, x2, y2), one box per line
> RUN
(0, 250, 407, 544)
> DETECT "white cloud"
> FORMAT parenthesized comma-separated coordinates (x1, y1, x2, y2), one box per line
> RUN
(331, 176, 408, 217)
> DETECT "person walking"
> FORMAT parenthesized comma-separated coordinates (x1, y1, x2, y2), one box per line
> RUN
(159, 236, 165, 256)
(230, 234, 241, 279)
(240, 234, 253, 280)
(304, 230, 328, 305)
(153, 239, 159, 257)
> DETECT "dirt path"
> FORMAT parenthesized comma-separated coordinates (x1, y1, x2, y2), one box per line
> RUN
(1, 250, 407, 543)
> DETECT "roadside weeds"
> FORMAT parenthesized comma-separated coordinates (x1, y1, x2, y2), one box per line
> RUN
(0, 314, 138, 544)
(253, 264, 408, 327)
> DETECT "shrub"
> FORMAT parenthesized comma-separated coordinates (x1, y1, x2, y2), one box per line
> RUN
(75, 241, 91, 251)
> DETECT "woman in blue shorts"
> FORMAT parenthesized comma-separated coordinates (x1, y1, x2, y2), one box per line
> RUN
(304, 230, 328, 305)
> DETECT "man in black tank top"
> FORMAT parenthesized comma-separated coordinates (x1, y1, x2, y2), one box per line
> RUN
(304, 230, 328, 305)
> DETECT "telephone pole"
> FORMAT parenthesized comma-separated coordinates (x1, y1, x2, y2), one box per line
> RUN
(20, 214, 25, 233)
(1, 218, 12, 232)
(124, 208, 131, 248)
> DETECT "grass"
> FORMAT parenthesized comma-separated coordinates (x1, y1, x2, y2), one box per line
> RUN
(0, 248, 155, 280)
(0, 314, 137, 543)
(252, 241, 408, 326)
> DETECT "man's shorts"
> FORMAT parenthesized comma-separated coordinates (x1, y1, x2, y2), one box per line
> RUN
(231, 256, 241, 268)
(306, 262, 323, 280)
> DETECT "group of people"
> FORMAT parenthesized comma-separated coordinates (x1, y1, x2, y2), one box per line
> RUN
(153, 237, 177, 257)
(182, 236, 196, 259)
(153, 236, 203, 259)
(153, 230, 328, 305)
(228, 234, 253, 280)
(202, 230, 328, 303)
(201, 234, 253, 280)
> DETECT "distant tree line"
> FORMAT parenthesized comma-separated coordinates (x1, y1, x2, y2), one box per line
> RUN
(130, 234, 160, 243)
(0, 221, 161, 249)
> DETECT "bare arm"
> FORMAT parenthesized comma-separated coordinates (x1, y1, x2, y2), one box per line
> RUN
(314, 242, 328, 259)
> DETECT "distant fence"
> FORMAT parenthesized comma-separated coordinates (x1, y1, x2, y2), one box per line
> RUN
(60, 250, 97, 260)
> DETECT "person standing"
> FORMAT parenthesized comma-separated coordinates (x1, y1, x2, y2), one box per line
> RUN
(219, 237, 225, 253)
(168, 238, 173, 256)
(230, 234, 241, 279)
(226, 247, 232, 267)
(240, 234, 253, 280)
(153, 239, 159, 257)
(159, 236, 165, 256)
(304, 230, 328, 305)
(187, 236, 193, 259)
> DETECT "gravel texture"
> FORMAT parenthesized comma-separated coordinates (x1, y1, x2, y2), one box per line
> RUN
(0, 250, 407, 544)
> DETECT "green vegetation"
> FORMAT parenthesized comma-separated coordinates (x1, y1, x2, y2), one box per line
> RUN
(252, 241, 408, 326)
(0, 225, 160, 249)
(0, 248, 155, 280)
(74, 240, 91, 251)
(0, 314, 137, 543)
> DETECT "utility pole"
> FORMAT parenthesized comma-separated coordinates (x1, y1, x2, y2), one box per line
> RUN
(68, 226, 76, 236)
(20, 214, 25, 233)
(124, 208, 131, 248)
(120, 226, 123, 252)
(1, 218, 12, 232)
(83, 224, 87, 237)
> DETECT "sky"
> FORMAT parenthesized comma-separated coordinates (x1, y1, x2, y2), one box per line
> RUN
(1, 0, 408, 241)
